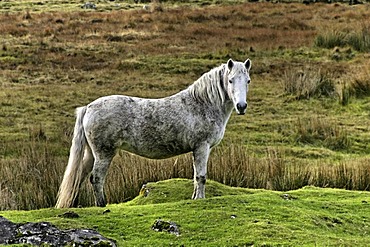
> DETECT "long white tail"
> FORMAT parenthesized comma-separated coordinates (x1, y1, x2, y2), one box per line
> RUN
(55, 106, 88, 208)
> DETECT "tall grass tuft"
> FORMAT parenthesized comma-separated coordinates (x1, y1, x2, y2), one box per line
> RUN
(0, 141, 65, 210)
(349, 65, 370, 97)
(0, 183, 17, 211)
(338, 64, 370, 105)
(295, 116, 351, 151)
(310, 160, 370, 190)
(314, 30, 347, 49)
(315, 25, 370, 52)
(347, 25, 370, 52)
(282, 67, 335, 99)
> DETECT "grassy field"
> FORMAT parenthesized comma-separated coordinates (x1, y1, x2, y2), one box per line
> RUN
(2, 179, 370, 246)
(0, 0, 370, 211)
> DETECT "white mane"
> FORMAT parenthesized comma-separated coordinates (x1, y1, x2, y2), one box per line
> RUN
(189, 64, 227, 106)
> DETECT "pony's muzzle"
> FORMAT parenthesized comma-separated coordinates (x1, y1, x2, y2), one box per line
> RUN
(236, 102, 247, 115)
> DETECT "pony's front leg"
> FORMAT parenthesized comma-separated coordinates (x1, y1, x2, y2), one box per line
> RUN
(192, 143, 211, 199)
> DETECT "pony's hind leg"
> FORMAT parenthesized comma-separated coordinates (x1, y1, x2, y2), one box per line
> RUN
(192, 143, 211, 199)
(81, 146, 94, 181)
(89, 150, 115, 207)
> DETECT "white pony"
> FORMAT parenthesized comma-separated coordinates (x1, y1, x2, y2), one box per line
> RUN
(56, 58, 252, 208)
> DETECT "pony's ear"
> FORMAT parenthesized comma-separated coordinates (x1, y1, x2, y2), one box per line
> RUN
(244, 59, 252, 72)
(227, 59, 234, 71)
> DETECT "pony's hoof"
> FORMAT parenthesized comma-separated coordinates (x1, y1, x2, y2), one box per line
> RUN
(192, 193, 205, 200)
(96, 199, 107, 207)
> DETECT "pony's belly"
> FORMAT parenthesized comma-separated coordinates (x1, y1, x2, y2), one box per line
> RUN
(120, 141, 191, 160)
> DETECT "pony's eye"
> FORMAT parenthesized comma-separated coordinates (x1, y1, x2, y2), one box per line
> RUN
(228, 80, 233, 84)
(247, 80, 251, 84)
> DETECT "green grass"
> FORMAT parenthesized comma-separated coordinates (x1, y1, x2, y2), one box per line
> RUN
(2, 179, 370, 246)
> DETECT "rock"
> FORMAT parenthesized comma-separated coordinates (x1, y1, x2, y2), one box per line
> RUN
(81, 2, 96, 9)
(58, 211, 80, 218)
(0, 216, 116, 246)
(17, 222, 71, 246)
(67, 229, 116, 246)
(0, 216, 18, 245)
(152, 219, 180, 236)
(280, 193, 297, 200)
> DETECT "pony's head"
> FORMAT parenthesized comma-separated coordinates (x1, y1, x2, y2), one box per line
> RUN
(224, 59, 252, 115)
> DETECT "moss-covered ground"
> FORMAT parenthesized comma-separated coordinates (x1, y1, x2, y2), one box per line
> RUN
(2, 179, 370, 246)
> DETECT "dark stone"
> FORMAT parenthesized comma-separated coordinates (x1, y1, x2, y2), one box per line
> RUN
(280, 193, 298, 200)
(17, 222, 70, 246)
(0, 216, 18, 244)
(67, 229, 116, 246)
(58, 211, 80, 218)
(103, 209, 111, 214)
(81, 2, 96, 9)
(152, 219, 180, 236)
(0, 216, 116, 246)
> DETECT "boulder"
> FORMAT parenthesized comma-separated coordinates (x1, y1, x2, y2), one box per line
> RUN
(152, 219, 180, 236)
(0, 216, 116, 246)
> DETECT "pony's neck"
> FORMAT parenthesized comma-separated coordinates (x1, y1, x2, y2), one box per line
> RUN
(188, 64, 228, 107)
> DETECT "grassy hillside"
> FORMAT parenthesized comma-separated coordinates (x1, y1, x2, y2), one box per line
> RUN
(2, 179, 370, 246)
(0, 1, 369, 210)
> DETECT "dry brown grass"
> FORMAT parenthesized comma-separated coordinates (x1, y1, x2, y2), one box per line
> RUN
(0, 4, 330, 66)
(0, 3, 367, 86)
